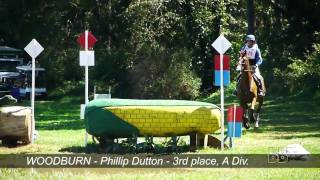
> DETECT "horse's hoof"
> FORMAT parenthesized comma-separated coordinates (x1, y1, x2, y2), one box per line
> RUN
(242, 117, 250, 129)
(254, 123, 259, 128)
(244, 123, 250, 129)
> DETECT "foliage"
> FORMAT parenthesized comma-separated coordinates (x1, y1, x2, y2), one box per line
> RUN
(284, 42, 320, 94)
(48, 80, 84, 99)
(128, 47, 201, 99)
(255, 0, 320, 95)
(0, 0, 319, 98)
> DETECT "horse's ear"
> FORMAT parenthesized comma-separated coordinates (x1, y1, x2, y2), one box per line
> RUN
(240, 50, 246, 57)
(243, 50, 247, 57)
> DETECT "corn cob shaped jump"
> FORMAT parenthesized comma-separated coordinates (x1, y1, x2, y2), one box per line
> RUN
(85, 99, 221, 138)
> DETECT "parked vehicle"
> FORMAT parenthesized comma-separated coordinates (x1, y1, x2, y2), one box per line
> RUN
(16, 64, 47, 99)
(0, 46, 47, 99)
(0, 46, 23, 98)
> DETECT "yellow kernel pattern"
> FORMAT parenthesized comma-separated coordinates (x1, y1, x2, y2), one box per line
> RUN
(105, 106, 220, 136)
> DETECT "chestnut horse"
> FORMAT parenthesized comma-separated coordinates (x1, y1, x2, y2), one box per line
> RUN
(236, 56, 264, 129)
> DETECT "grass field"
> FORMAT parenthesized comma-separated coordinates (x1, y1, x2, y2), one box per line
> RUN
(0, 94, 320, 179)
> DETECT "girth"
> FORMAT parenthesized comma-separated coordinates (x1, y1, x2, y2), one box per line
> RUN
(249, 59, 257, 66)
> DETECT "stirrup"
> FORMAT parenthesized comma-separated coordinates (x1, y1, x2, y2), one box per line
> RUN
(258, 90, 265, 97)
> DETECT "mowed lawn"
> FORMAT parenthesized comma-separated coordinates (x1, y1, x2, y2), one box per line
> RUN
(0, 95, 319, 179)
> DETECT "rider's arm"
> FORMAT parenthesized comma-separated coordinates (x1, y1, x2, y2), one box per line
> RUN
(255, 47, 263, 66)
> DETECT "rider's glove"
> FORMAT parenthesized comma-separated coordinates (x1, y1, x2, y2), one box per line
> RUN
(252, 65, 257, 73)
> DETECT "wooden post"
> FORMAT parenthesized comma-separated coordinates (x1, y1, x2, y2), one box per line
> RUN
(190, 132, 197, 151)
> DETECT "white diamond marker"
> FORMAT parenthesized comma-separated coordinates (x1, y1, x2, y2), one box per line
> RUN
(24, 39, 44, 59)
(211, 34, 231, 54)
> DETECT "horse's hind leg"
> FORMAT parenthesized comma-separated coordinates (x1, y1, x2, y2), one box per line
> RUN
(256, 96, 264, 114)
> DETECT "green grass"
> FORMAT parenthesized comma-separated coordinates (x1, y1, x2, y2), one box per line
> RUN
(0, 94, 320, 179)
(0, 168, 320, 180)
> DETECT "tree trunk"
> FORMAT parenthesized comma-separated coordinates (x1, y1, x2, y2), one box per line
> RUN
(247, 0, 255, 34)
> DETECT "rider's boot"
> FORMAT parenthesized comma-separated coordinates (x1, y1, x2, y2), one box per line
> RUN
(253, 75, 265, 97)
(258, 86, 264, 97)
(257, 78, 265, 97)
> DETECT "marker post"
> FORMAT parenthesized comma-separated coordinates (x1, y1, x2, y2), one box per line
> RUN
(211, 34, 231, 150)
(24, 39, 44, 143)
(77, 30, 97, 146)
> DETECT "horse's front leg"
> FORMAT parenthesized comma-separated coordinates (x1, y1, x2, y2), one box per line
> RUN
(249, 97, 257, 123)
(251, 97, 256, 110)
(240, 101, 250, 129)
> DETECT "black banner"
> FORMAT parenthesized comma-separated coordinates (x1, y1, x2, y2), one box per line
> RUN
(0, 154, 319, 168)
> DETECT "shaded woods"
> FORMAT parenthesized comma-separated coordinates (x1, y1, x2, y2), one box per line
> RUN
(0, 0, 319, 99)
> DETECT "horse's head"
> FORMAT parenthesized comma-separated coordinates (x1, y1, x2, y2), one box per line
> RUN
(237, 50, 251, 72)
(238, 56, 251, 72)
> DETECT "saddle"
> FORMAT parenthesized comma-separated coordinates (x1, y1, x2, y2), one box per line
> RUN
(236, 74, 264, 96)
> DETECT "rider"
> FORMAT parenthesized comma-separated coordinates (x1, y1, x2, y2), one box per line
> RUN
(236, 34, 265, 97)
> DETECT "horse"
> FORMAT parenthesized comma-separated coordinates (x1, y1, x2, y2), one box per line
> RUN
(236, 55, 264, 129)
